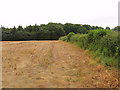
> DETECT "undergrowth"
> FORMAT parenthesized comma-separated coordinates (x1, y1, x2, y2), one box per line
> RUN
(59, 29, 120, 69)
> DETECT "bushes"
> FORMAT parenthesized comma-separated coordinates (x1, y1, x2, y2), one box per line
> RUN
(99, 32, 118, 57)
(88, 31, 119, 68)
(59, 32, 75, 41)
(59, 29, 119, 68)
(67, 32, 75, 41)
(70, 34, 88, 49)
(88, 29, 110, 43)
(59, 36, 68, 41)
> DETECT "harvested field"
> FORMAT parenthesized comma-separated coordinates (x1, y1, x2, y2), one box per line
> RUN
(2, 41, 119, 88)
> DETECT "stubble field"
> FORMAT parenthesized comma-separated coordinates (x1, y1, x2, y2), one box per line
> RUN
(2, 41, 119, 88)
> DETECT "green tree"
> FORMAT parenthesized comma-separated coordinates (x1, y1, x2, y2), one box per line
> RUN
(47, 23, 65, 39)
(113, 26, 120, 31)
(18, 26, 23, 31)
(105, 27, 110, 30)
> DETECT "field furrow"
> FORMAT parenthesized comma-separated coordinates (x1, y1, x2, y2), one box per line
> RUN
(2, 41, 118, 88)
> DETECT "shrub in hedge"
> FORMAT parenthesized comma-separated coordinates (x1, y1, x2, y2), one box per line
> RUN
(88, 29, 110, 43)
(99, 31, 119, 57)
(59, 36, 68, 41)
(59, 29, 119, 68)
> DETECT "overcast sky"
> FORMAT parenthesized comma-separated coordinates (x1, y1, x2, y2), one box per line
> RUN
(0, 0, 119, 28)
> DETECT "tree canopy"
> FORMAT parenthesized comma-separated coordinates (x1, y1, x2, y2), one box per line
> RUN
(1, 22, 117, 41)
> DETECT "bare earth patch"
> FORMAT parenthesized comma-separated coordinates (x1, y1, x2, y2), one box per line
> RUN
(2, 40, 119, 88)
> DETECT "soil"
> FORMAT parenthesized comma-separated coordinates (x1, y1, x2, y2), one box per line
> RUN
(2, 40, 119, 88)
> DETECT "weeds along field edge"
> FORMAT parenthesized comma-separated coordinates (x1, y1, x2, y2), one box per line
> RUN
(59, 29, 120, 68)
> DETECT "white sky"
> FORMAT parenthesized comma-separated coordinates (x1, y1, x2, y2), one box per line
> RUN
(0, 0, 119, 28)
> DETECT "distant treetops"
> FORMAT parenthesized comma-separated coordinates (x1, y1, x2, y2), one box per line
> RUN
(0, 22, 119, 41)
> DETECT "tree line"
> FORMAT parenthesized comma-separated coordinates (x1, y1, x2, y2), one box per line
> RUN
(0, 22, 119, 41)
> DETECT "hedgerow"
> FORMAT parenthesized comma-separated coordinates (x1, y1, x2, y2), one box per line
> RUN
(59, 29, 119, 68)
